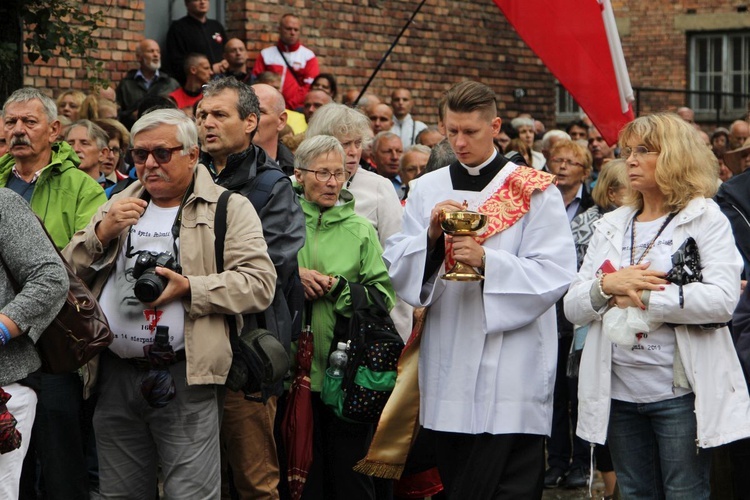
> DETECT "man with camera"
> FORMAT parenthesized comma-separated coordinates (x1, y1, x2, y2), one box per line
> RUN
(63, 108, 276, 499)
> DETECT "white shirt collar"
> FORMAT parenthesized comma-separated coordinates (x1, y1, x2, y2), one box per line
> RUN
(460, 149, 498, 176)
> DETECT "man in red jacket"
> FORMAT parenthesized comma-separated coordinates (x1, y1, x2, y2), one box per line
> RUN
(252, 13, 319, 111)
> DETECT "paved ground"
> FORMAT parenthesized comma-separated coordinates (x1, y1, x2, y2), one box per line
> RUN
(542, 471, 606, 500)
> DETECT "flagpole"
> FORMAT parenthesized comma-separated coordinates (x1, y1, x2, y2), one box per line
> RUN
(354, 0, 428, 106)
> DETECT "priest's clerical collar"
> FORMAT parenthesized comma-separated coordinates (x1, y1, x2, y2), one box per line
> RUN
(460, 149, 498, 176)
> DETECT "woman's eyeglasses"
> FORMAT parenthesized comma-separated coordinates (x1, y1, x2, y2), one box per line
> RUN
(298, 168, 350, 182)
(549, 157, 585, 169)
(619, 145, 659, 160)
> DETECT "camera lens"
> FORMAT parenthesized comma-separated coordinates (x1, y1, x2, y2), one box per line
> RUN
(134, 270, 166, 303)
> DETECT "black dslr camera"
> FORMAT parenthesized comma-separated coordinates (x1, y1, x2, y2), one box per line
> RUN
(132, 251, 182, 303)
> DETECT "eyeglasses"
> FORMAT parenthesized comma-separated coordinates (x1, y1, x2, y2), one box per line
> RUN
(130, 146, 185, 166)
(340, 139, 363, 150)
(549, 157, 585, 169)
(298, 168, 350, 182)
(109, 146, 121, 156)
(619, 145, 659, 160)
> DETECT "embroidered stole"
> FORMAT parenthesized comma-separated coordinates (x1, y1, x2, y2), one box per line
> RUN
(444, 165, 556, 272)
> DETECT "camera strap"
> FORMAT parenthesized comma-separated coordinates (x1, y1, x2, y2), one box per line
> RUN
(127, 178, 196, 261)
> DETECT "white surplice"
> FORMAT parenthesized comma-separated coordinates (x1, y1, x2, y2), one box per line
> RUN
(383, 162, 576, 435)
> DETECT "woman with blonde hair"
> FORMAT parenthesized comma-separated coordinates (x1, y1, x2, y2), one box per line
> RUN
(80, 94, 118, 121)
(565, 113, 750, 498)
(56, 90, 86, 121)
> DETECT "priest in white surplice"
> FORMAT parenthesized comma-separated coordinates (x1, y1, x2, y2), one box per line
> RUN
(383, 81, 576, 498)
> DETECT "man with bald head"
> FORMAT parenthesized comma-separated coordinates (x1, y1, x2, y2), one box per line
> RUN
(369, 103, 394, 134)
(222, 38, 251, 82)
(677, 106, 696, 127)
(116, 39, 180, 129)
(252, 13, 319, 110)
(730, 120, 750, 150)
(303, 89, 332, 123)
(252, 83, 294, 174)
(416, 126, 445, 148)
(391, 88, 427, 147)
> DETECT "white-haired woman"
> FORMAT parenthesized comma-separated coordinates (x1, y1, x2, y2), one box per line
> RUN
(291, 135, 395, 499)
(306, 103, 413, 340)
(511, 116, 545, 169)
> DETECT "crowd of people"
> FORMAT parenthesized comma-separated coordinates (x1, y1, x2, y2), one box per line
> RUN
(2, 1, 750, 499)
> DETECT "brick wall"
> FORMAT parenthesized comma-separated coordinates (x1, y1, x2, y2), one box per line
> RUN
(22, 0, 556, 127)
(23, 0, 145, 96)
(20, 1, 750, 129)
(612, 0, 750, 123)
(229, 0, 556, 126)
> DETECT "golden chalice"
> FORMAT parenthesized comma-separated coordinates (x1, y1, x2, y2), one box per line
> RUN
(440, 210, 488, 281)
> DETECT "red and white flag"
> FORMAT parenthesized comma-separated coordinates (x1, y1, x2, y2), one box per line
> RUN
(493, 0, 634, 145)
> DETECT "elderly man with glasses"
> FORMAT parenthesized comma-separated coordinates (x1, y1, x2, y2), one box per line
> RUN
(63, 108, 276, 499)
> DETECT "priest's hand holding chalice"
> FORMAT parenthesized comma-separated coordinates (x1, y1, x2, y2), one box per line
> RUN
(427, 199, 488, 281)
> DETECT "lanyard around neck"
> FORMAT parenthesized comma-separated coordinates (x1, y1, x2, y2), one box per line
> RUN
(629, 211, 676, 266)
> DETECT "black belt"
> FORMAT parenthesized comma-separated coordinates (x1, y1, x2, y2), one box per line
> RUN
(107, 349, 186, 371)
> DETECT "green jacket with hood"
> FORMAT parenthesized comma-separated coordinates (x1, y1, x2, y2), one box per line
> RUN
(0, 142, 107, 249)
(294, 185, 396, 392)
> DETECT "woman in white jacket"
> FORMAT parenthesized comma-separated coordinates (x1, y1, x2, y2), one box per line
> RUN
(564, 113, 750, 499)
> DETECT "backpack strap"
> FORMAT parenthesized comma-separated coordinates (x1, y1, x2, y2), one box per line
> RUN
(215, 190, 269, 340)
(215, 190, 233, 274)
(246, 167, 288, 211)
(214, 190, 239, 342)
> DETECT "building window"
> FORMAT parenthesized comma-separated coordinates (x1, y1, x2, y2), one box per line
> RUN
(689, 32, 750, 116)
(555, 83, 581, 123)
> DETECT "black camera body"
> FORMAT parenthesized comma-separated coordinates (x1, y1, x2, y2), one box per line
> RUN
(132, 251, 182, 303)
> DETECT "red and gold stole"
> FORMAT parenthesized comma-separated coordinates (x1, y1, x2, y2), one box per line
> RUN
(444, 165, 556, 272)
(355, 165, 555, 479)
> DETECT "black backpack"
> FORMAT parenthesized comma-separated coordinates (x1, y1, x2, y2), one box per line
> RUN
(321, 283, 404, 423)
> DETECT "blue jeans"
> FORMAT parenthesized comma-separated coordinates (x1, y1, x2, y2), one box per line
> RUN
(607, 393, 711, 500)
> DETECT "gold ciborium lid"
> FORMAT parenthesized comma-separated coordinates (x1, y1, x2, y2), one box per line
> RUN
(440, 210, 488, 235)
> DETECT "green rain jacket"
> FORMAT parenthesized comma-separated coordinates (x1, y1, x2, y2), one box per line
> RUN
(294, 186, 395, 392)
(0, 142, 107, 249)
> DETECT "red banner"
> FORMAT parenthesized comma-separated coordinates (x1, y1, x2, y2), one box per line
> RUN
(493, 0, 634, 145)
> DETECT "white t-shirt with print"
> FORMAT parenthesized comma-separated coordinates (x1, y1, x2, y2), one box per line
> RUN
(610, 214, 692, 403)
(99, 203, 186, 359)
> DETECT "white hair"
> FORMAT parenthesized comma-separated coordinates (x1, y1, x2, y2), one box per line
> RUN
(130, 109, 198, 153)
(541, 129, 571, 151)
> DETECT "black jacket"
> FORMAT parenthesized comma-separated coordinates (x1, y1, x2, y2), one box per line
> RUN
(116, 69, 180, 129)
(716, 170, 750, 279)
(204, 145, 305, 348)
(275, 141, 295, 177)
(166, 16, 227, 84)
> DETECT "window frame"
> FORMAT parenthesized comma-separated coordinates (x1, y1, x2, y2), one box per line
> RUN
(688, 30, 750, 119)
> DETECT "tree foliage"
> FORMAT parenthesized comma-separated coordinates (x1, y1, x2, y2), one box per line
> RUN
(24, 0, 106, 87)
(0, 0, 106, 100)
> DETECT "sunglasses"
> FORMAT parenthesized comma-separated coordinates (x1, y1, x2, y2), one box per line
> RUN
(130, 146, 185, 166)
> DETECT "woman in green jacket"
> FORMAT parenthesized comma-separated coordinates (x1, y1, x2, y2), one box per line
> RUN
(292, 135, 395, 499)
